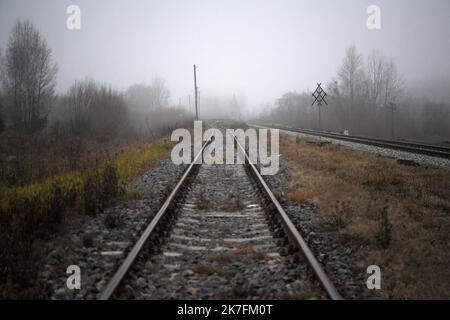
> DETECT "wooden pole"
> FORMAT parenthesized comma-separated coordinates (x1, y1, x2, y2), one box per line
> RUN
(194, 65, 198, 120)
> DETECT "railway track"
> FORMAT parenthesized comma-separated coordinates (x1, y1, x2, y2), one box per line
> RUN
(99, 124, 341, 300)
(255, 123, 450, 159)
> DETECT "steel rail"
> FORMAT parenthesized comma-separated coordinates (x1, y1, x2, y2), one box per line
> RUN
(99, 136, 212, 300)
(233, 135, 343, 300)
(255, 123, 450, 159)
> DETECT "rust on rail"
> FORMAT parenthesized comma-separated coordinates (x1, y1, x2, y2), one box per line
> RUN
(234, 134, 343, 300)
(99, 136, 213, 300)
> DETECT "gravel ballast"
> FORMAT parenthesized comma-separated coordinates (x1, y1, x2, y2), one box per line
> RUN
(38, 126, 379, 300)
(278, 129, 450, 170)
(263, 156, 377, 299)
(39, 157, 186, 299)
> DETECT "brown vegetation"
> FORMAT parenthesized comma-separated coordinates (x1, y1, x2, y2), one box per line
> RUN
(281, 134, 450, 299)
(0, 18, 190, 299)
(0, 138, 171, 298)
(259, 45, 450, 141)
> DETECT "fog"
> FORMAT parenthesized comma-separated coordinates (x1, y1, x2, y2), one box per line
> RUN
(2, 0, 450, 302)
(1, 0, 449, 112)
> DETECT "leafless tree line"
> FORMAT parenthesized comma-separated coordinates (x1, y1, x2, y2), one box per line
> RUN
(331, 45, 404, 115)
(0, 19, 192, 140)
(54, 79, 130, 138)
(259, 45, 450, 141)
(123, 80, 191, 137)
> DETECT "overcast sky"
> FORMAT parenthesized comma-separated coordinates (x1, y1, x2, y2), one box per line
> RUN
(1, 0, 449, 109)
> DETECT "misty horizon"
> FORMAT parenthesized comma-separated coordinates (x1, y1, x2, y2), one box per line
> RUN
(1, 0, 450, 304)
(1, 0, 450, 111)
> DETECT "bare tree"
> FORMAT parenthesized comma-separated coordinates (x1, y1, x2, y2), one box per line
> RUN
(381, 58, 404, 107)
(90, 84, 128, 137)
(126, 78, 170, 113)
(125, 79, 173, 136)
(149, 77, 170, 110)
(126, 83, 153, 114)
(0, 20, 58, 132)
(366, 50, 385, 108)
(337, 45, 364, 108)
(366, 50, 404, 108)
(260, 45, 449, 140)
(65, 78, 97, 135)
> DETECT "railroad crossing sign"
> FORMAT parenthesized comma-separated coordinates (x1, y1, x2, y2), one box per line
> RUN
(312, 83, 328, 106)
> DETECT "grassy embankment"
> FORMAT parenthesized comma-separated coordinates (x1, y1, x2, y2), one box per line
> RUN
(280, 134, 450, 299)
(0, 138, 172, 298)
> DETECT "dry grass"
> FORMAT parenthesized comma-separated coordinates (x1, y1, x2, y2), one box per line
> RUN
(0, 138, 172, 298)
(0, 132, 154, 188)
(280, 134, 450, 299)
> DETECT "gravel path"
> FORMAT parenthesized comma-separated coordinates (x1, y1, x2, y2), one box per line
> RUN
(38, 156, 187, 299)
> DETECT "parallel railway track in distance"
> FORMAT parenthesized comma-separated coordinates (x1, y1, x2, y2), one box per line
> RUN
(254, 123, 450, 159)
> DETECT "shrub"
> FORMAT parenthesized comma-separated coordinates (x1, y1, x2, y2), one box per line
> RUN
(375, 205, 393, 249)
(83, 171, 103, 216)
(0, 138, 168, 297)
(0, 193, 39, 296)
(329, 200, 351, 230)
(102, 162, 119, 199)
(46, 182, 65, 233)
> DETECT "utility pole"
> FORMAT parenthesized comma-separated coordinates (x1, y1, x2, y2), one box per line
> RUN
(193, 64, 198, 120)
(318, 104, 321, 131)
(198, 90, 201, 119)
